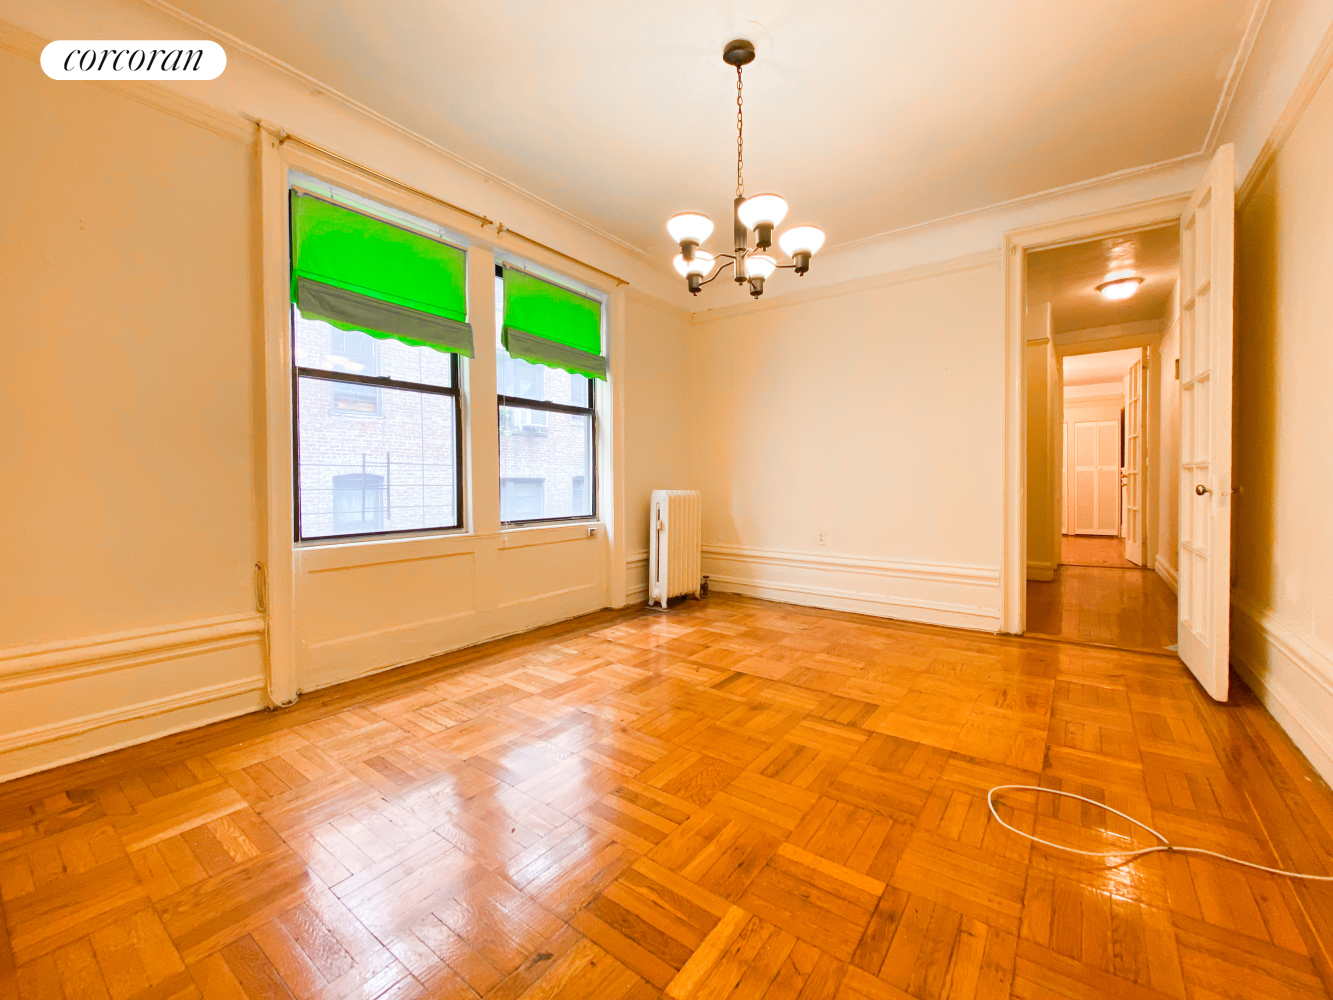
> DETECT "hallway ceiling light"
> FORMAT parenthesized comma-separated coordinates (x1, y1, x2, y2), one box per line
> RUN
(665, 39, 824, 299)
(1097, 275, 1144, 300)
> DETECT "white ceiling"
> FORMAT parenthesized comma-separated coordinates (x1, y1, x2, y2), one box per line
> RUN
(174, 0, 1257, 262)
(1028, 225, 1180, 333)
(1064, 348, 1142, 386)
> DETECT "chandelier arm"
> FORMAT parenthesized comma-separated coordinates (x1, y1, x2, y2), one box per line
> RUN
(699, 259, 736, 286)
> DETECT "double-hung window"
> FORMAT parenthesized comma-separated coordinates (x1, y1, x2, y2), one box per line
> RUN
(495, 264, 605, 524)
(289, 181, 472, 541)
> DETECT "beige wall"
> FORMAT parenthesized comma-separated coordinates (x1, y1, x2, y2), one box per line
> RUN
(0, 41, 693, 780)
(1231, 57, 1333, 782)
(622, 291, 695, 602)
(0, 46, 270, 779)
(691, 256, 1005, 630)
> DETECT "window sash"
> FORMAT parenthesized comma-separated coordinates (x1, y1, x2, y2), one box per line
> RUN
(293, 356, 464, 542)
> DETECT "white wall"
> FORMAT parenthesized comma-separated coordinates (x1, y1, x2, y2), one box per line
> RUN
(692, 255, 1005, 631)
(1230, 50, 1333, 785)
(0, 20, 693, 781)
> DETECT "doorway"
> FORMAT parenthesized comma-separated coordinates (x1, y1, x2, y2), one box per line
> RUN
(1022, 227, 1181, 653)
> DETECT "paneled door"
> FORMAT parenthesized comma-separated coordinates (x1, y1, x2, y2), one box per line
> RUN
(1178, 144, 1235, 701)
(1122, 352, 1145, 565)
(1072, 419, 1119, 536)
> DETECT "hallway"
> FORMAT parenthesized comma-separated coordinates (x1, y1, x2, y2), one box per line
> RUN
(1027, 537, 1178, 651)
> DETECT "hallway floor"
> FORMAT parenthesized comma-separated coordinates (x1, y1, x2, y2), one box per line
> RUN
(1061, 534, 1136, 568)
(1028, 539, 1178, 652)
(1, 595, 1329, 1000)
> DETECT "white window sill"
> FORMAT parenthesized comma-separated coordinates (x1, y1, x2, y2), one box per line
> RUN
(300, 521, 605, 573)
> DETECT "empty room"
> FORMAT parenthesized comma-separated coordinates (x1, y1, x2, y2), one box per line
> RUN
(3, 1, 1333, 999)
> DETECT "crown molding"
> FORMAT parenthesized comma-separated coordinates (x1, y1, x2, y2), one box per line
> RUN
(690, 249, 1000, 326)
(137, 0, 656, 264)
(823, 156, 1208, 260)
(1203, 0, 1274, 153)
(0, 19, 251, 143)
(1237, 14, 1333, 207)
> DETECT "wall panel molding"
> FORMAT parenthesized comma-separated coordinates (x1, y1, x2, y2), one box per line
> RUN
(0, 676, 265, 756)
(0, 614, 265, 694)
(702, 545, 1001, 632)
(1231, 598, 1333, 785)
(626, 549, 650, 603)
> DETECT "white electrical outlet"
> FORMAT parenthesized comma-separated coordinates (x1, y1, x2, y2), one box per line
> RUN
(818, 531, 827, 545)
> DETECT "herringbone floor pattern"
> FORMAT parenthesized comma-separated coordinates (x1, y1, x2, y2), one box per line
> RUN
(2, 594, 1332, 999)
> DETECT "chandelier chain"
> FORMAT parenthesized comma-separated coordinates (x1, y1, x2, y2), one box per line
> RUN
(736, 66, 744, 197)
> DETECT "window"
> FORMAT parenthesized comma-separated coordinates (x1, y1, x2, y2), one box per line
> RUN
(326, 329, 381, 415)
(289, 184, 471, 542)
(501, 478, 545, 521)
(496, 267, 599, 524)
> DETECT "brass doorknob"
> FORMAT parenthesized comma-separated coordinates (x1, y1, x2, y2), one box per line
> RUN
(1196, 484, 1210, 496)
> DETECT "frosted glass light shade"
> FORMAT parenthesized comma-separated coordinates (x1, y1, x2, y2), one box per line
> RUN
(744, 253, 776, 279)
(667, 213, 714, 244)
(736, 194, 788, 229)
(778, 225, 825, 257)
(673, 249, 716, 277)
(1097, 276, 1143, 300)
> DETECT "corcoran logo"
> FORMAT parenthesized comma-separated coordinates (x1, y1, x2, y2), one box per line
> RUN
(41, 40, 226, 80)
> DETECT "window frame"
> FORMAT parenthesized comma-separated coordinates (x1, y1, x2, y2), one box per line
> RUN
(495, 264, 599, 527)
(289, 179, 470, 545)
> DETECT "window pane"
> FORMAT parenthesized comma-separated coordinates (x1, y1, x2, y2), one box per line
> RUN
(494, 275, 589, 405)
(297, 376, 457, 538)
(499, 407, 592, 521)
(294, 308, 453, 388)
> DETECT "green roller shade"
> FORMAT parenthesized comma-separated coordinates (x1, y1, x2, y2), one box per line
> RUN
(290, 191, 473, 357)
(502, 266, 606, 380)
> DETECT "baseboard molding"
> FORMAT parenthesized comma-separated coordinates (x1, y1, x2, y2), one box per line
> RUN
(1154, 556, 1178, 593)
(0, 613, 266, 694)
(1230, 598, 1333, 787)
(702, 545, 1001, 632)
(0, 676, 268, 784)
(702, 545, 999, 587)
(1026, 561, 1055, 582)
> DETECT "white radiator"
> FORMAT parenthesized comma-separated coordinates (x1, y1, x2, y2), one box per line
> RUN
(649, 489, 702, 609)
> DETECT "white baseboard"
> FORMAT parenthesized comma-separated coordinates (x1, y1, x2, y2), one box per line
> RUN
(0, 615, 268, 783)
(1026, 561, 1055, 582)
(1155, 555, 1178, 593)
(1230, 598, 1333, 788)
(702, 544, 1001, 632)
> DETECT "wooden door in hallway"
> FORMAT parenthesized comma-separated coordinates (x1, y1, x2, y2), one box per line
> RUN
(1072, 419, 1118, 535)
(1178, 144, 1235, 701)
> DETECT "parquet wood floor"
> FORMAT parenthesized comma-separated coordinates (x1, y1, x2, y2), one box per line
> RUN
(1061, 536, 1135, 568)
(2, 594, 1331, 1000)
(1027, 563, 1178, 653)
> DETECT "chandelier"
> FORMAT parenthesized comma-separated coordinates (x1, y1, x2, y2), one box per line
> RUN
(667, 39, 825, 298)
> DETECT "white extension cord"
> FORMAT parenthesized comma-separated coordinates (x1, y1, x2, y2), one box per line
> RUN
(987, 784, 1333, 881)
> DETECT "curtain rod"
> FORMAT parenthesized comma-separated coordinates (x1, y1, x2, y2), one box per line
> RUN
(278, 131, 629, 287)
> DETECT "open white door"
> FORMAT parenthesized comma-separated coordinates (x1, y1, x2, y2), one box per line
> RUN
(1123, 353, 1144, 565)
(1178, 144, 1234, 701)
